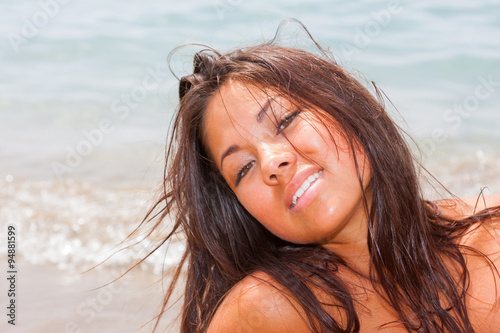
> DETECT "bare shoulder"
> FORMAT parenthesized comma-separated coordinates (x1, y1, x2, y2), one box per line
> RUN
(434, 193, 500, 249)
(207, 271, 312, 333)
(435, 193, 500, 220)
(436, 194, 500, 331)
(433, 193, 500, 259)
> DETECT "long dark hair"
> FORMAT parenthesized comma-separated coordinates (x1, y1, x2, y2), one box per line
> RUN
(133, 27, 500, 332)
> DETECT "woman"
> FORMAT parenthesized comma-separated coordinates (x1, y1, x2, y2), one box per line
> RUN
(138, 34, 500, 332)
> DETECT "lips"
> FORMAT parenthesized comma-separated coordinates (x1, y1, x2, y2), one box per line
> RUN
(292, 171, 322, 206)
(285, 167, 323, 210)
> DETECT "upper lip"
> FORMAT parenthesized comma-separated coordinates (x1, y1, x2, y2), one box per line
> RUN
(284, 166, 322, 209)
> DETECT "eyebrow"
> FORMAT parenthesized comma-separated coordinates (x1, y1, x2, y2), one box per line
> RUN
(220, 97, 275, 171)
(256, 98, 274, 123)
(220, 144, 239, 172)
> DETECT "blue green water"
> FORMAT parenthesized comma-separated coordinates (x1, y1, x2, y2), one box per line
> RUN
(0, 0, 499, 271)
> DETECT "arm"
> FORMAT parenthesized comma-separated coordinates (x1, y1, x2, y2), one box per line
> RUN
(207, 272, 313, 333)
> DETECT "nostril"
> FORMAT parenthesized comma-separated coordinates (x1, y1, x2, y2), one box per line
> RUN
(279, 161, 289, 168)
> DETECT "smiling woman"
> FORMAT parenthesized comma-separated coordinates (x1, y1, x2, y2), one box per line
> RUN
(135, 26, 500, 333)
(203, 81, 371, 246)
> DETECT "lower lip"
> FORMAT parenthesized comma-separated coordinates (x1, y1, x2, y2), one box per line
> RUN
(289, 172, 323, 213)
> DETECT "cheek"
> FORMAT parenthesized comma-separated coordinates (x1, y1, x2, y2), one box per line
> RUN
(291, 123, 342, 167)
(235, 186, 291, 239)
(235, 182, 275, 222)
(291, 123, 330, 154)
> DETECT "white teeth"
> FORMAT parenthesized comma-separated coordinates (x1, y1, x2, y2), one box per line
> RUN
(292, 170, 322, 206)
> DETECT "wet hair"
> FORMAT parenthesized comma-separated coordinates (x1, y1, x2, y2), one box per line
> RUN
(134, 26, 500, 332)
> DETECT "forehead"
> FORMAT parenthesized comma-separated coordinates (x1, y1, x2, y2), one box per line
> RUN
(202, 81, 282, 166)
(206, 81, 271, 117)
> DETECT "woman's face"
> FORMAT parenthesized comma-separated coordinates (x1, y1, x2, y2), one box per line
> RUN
(203, 81, 372, 246)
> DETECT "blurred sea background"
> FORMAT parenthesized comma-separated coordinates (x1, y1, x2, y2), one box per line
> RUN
(0, 0, 499, 331)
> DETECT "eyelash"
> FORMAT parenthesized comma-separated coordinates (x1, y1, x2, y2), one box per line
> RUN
(234, 110, 301, 186)
(235, 161, 255, 186)
(276, 110, 301, 134)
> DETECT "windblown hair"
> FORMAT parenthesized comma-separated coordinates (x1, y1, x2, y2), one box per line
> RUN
(135, 30, 500, 332)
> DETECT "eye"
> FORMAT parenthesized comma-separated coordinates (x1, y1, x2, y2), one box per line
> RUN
(235, 161, 255, 186)
(277, 110, 301, 134)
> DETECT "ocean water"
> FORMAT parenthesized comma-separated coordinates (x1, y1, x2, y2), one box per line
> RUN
(0, 0, 499, 330)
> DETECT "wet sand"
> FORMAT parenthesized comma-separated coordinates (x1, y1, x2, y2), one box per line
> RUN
(0, 261, 181, 333)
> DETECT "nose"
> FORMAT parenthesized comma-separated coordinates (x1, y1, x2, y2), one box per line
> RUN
(260, 147, 296, 186)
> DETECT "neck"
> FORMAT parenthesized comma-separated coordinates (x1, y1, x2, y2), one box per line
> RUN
(321, 189, 373, 274)
(324, 238, 371, 275)
(323, 202, 371, 276)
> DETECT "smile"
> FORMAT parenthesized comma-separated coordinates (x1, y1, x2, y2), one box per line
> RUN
(292, 170, 322, 207)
